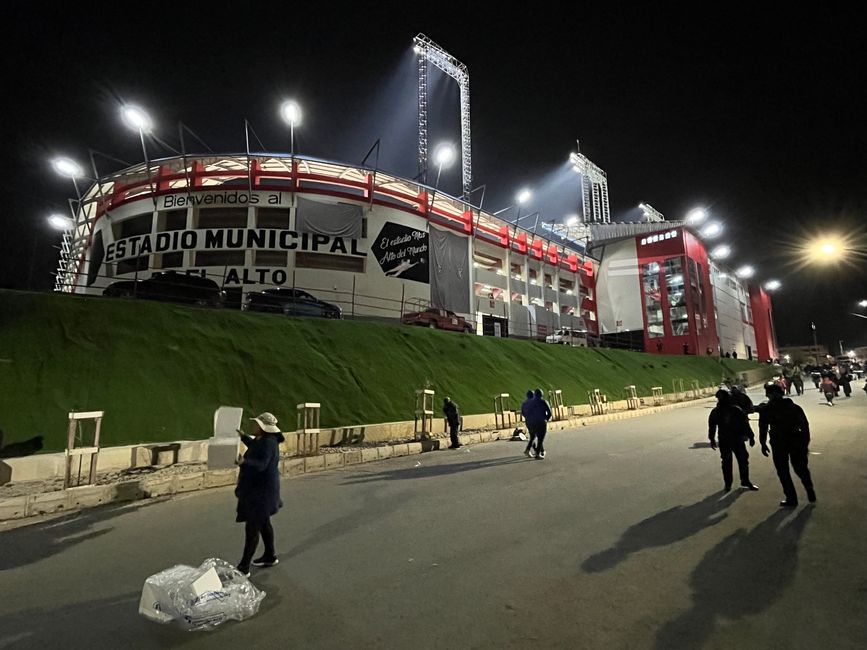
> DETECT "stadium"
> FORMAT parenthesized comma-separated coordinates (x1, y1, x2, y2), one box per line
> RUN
(51, 33, 776, 358)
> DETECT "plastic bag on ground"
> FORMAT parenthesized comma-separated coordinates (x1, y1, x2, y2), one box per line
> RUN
(139, 557, 266, 631)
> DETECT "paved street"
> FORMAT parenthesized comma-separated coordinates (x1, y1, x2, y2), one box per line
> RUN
(1, 386, 866, 649)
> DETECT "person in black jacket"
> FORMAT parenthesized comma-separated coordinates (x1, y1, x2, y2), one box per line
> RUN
(758, 383, 816, 507)
(729, 385, 754, 414)
(235, 412, 285, 576)
(708, 390, 759, 493)
(443, 397, 462, 449)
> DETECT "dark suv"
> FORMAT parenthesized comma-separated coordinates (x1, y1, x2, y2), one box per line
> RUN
(245, 288, 342, 319)
(103, 271, 225, 307)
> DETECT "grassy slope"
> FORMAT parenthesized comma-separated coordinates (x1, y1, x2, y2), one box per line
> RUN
(0, 290, 767, 452)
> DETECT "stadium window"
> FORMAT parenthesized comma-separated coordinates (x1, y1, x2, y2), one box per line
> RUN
(117, 255, 150, 275)
(254, 250, 288, 267)
(256, 208, 291, 229)
(194, 250, 246, 266)
(195, 207, 248, 229)
(114, 214, 152, 241)
(157, 209, 187, 232)
(295, 252, 365, 273)
(154, 252, 184, 269)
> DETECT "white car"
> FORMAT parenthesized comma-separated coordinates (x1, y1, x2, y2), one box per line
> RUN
(545, 328, 588, 347)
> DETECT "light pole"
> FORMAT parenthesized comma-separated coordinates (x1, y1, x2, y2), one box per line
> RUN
(811, 321, 819, 366)
(280, 100, 302, 158)
(428, 143, 456, 216)
(121, 105, 155, 195)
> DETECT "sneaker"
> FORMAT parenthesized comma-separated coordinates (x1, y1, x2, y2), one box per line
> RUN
(779, 500, 798, 508)
(236, 565, 251, 577)
(723, 485, 732, 493)
(525, 448, 536, 458)
(740, 483, 759, 491)
(538, 451, 546, 459)
(252, 556, 279, 568)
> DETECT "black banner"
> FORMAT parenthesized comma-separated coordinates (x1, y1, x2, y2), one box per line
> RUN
(372, 222, 429, 284)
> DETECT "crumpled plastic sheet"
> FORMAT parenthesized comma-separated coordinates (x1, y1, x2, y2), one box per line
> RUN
(139, 558, 266, 631)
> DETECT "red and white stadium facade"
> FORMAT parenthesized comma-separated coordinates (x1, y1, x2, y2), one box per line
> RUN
(55, 153, 598, 339)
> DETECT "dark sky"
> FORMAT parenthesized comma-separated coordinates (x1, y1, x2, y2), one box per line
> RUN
(2, 3, 865, 351)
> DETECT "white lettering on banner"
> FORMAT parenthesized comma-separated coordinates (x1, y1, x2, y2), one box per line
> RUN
(104, 228, 367, 263)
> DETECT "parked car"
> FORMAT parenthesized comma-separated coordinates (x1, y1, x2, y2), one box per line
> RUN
(545, 328, 588, 347)
(401, 307, 474, 333)
(245, 288, 342, 319)
(102, 271, 225, 307)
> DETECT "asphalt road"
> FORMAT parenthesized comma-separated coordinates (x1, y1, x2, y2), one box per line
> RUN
(1, 386, 865, 649)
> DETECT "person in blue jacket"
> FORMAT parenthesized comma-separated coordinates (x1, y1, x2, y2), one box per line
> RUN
(235, 412, 284, 576)
(524, 389, 552, 459)
(520, 390, 537, 457)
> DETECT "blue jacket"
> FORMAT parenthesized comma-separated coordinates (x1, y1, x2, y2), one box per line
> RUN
(522, 397, 552, 428)
(235, 432, 284, 522)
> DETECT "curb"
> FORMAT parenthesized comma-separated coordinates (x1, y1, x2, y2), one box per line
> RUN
(0, 392, 717, 523)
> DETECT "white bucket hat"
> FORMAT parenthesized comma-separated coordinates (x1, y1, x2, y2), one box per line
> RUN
(250, 412, 281, 434)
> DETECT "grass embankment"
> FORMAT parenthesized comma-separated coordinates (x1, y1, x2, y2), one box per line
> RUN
(0, 290, 768, 452)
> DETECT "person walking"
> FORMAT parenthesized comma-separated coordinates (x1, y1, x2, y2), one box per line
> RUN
(758, 383, 816, 507)
(792, 365, 804, 396)
(235, 412, 284, 576)
(526, 388, 552, 460)
(443, 397, 462, 449)
(820, 375, 837, 406)
(838, 370, 852, 398)
(708, 390, 759, 493)
(520, 390, 537, 457)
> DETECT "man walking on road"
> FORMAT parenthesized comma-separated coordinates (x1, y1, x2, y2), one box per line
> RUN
(758, 383, 817, 507)
(708, 389, 759, 493)
(524, 388, 552, 460)
(521, 390, 537, 457)
(443, 397, 462, 449)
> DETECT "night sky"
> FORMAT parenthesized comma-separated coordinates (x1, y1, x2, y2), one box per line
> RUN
(2, 4, 865, 352)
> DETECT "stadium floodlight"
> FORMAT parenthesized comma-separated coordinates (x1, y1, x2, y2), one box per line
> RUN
(566, 215, 579, 226)
(764, 279, 781, 291)
(280, 100, 302, 157)
(685, 208, 707, 225)
(638, 202, 664, 223)
(52, 157, 84, 179)
(516, 188, 532, 205)
(47, 214, 74, 231)
(710, 244, 731, 260)
(434, 143, 456, 169)
(858, 299, 867, 308)
(121, 105, 153, 133)
(735, 265, 755, 279)
(700, 221, 723, 239)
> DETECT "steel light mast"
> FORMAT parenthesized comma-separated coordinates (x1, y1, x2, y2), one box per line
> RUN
(413, 33, 472, 201)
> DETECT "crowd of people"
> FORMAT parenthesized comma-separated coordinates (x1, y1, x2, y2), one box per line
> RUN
(765, 360, 865, 406)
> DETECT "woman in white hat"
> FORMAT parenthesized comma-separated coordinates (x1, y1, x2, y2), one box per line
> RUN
(235, 412, 285, 576)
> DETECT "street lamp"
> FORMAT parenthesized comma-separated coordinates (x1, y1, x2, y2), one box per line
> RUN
(566, 215, 579, 226)
(735, 265, 755, 279)
(685, 208, 707, 226)
(280, 100, 302, 157)
(433, 143, 456, 188)
(710, 244, 731, 260)
(52, 157, 84, 179)
(858, 300, 867, 308)
(48, 214, 74, 231)
(764, 279, 781, 291)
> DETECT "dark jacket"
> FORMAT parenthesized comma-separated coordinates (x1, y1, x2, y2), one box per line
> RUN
(758, 398, 810, 447)
(235, 432, 284, 522)
(443, 401, 460, 427)
(730, 390, 754, 414)
(708, 402, 753, 444)
(523, 397, 552, 429)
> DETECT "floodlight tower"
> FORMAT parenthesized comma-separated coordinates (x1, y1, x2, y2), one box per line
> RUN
(569, 148, 610, 223)
(638, 202, 665, 223)
(413, 33, 472, 201)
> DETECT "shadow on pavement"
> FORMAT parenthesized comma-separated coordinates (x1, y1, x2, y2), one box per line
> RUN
(582, 491, 744, 573)
(690, 442, 713, 449)
(0, 500, 162, 572)
(340, 456, 529, 484)
(654, 507, 812, 650)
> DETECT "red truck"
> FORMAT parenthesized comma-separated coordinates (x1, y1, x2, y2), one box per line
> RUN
(401, 307, 474, 333)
